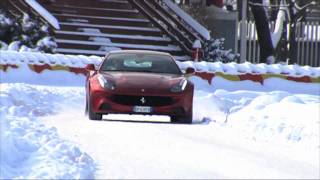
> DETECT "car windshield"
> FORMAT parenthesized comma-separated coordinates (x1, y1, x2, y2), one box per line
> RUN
(100, 53, 182, 75)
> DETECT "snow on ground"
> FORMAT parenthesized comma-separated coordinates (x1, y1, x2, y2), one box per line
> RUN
(1, 65, 319, 179)
(0, 84, 94, 179)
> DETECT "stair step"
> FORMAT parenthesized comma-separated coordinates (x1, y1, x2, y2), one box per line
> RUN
(56, 48, 111, 56)
(55, 48, 190, 61)
(55, 30, 170, 41)
(55, 31, 171, 46)
(56, 39, 182, 52)
(59, 22, 163, 36)
(48, 0, 131, 9)
(98, 0, 128, 3)
(52, 4, 137, 13)
(46, 5, 140, 18)
(53, 13, 149, 23)
(60, 22, 160, 32)
(54, 13, 151, 27)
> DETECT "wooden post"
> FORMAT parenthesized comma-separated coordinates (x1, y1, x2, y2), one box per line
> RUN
(240, 0, 247, 63)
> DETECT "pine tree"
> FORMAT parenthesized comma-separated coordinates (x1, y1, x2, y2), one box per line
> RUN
(0, 10, 56, 52)
(203, 38, 239, 62)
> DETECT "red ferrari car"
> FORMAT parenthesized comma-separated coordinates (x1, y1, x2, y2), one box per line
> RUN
(85, 50, 195, 123)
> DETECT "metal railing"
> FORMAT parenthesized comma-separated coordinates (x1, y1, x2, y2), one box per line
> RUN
(238, 20, 320, 67)
(296, 21, 319, 66)
(129, 0, 208, 56)
(3, 0, 59, 30)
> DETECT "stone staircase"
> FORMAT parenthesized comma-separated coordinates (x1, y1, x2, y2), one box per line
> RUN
(39, 0, 192, 60)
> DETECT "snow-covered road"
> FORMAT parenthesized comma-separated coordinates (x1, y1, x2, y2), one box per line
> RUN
(43, 106, 318, 179)
(1, 67, 320, 179)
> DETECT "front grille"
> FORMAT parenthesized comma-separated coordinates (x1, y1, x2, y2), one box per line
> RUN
(112, 95, 173, 106)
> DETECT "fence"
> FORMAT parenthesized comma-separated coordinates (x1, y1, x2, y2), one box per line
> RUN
(296, 21, 320, 67)
(238, 20, 320, 67)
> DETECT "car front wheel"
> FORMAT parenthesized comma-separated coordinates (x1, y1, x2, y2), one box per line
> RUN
(171, 112, 192, 124)
(87, 96, 102, 121)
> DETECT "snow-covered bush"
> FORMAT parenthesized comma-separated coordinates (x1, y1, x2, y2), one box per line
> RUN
(0, 11, 18, 45)
(0, 40, 8, 50)
(0, 10, 56, 53)
(202, 38, 239, 62)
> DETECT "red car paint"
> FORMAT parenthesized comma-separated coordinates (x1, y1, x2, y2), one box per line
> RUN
(85, 50, 194, 123)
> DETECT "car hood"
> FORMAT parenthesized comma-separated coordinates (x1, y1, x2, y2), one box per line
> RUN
(100, 72, 184, 94)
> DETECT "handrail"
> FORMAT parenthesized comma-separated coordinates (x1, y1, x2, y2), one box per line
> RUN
(149, 0, 204, 44)
(129, 0, 192, 54)
(141, 0, 193, 47)
(5, 0, 59, 30)
(162, 0, 210, 40)
(130, 0, 209, 56)
(25, 0, 60, 29)
(5, 0, 28, 17)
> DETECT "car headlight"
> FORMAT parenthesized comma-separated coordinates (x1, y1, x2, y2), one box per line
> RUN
(171, 79, 187, 92)
(97, 74, 115, 90)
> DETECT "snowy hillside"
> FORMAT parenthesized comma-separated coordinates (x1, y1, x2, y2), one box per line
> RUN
(1, 57, 319, 179)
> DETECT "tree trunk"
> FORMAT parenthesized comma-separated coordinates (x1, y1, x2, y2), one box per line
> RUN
(249, 0, 275, 63)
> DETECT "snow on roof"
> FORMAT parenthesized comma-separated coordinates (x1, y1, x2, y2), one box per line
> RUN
(163, 0, 211, 40)
(25, 0, 60, 29)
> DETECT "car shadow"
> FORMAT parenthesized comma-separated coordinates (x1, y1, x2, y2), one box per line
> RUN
(100, 118, 213, 125)
(101, 118, 171, 124)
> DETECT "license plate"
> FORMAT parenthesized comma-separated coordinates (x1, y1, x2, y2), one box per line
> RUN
(133, 106, 152, 113)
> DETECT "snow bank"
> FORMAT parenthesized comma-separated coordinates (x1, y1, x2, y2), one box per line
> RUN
(226, 91, 319, 145)
(0, 84, 95, 179)
(176, 61, 320, 78)
(1, 51, 319, 78)
(1, 64, 86, 86)
(1, 62, 318, 95)
(0, 51, 102, 67)
(192, 77, 319, 165)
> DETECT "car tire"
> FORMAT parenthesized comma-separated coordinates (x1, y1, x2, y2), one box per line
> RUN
(171, 112, 193, 124)
(87, 96, 102, 121)
(85, 97, 88, 115)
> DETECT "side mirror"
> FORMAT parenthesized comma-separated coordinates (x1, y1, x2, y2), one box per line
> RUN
(85, 64, 96, 71)
(185, 67, 195, 74)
